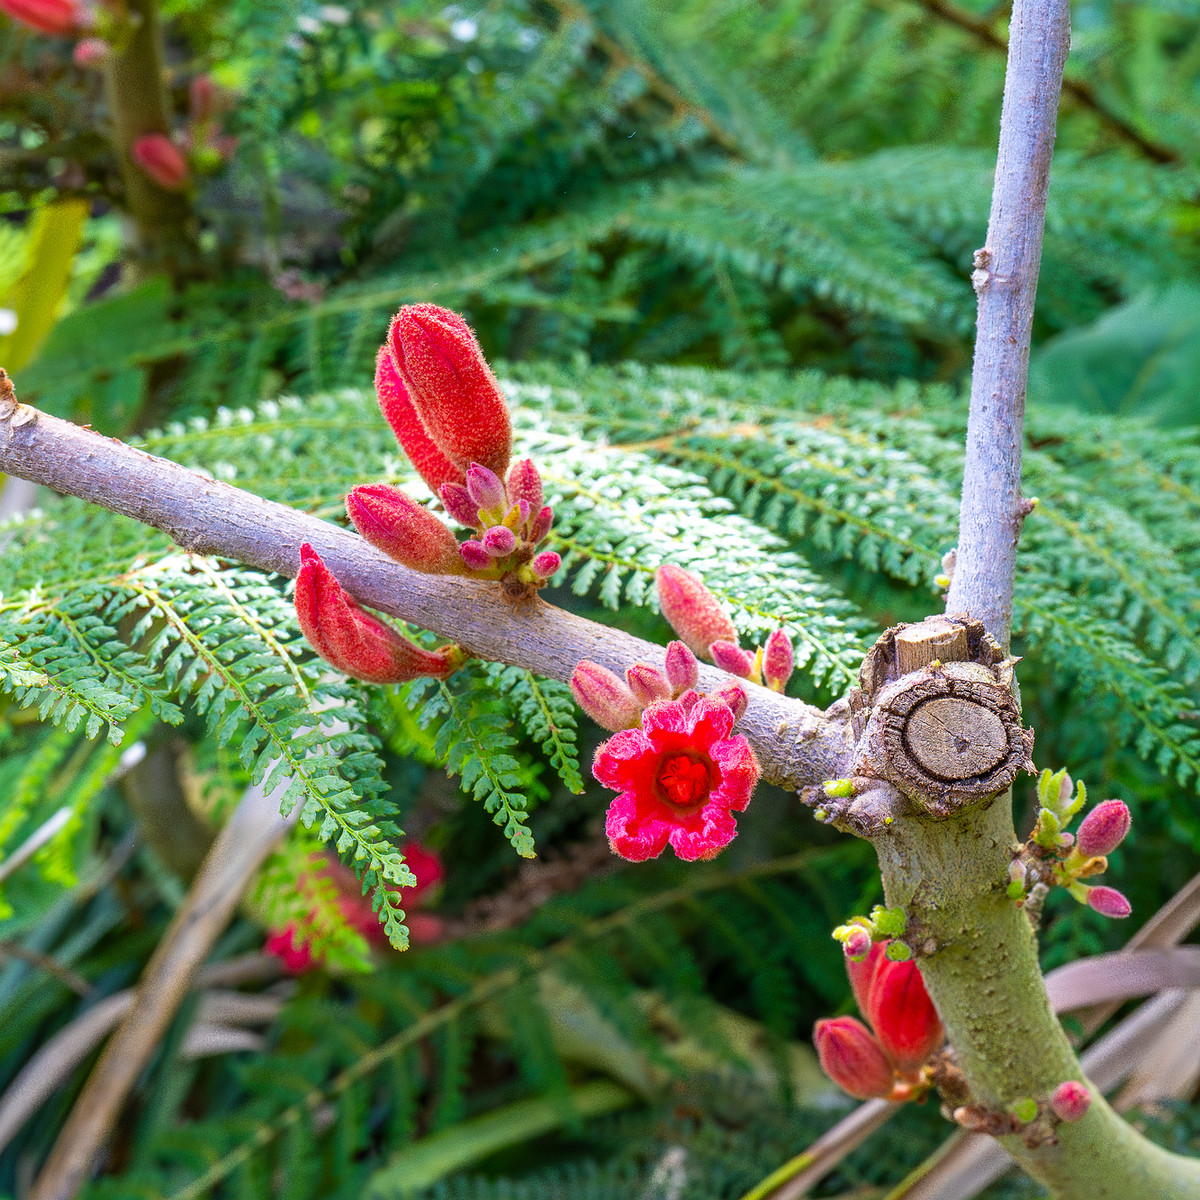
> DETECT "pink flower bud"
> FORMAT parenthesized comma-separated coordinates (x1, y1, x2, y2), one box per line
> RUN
(1076, 800, 1131, 858)
(131, 134, 190, 191)
(72, 36, 109, 66)
(375, 349, 464, 495)
(846, 939, 887, 1018)
(867, 955, 944, 1074)
(346, 484, 465, 576)
(814, 1017, 895, 1100)
(710, 681, 748, 722)
(843, 926, 873, 963)
(626, 663, 672, 707)
(294, 544, 464, 683)
(0, 0, 78, 35)
(531, 550, 561, 579)
(664, 641, 699, 694)
(570, 660, 642, 732)
(506, 458, 543, 511)
(466, 463, 507, 514)
(676, 688, 700, 713)
(530, 505, 554, 545)
(1049, 1080, 1091, 1123)
(459, 540, 492, 571)
(439, 481, 481, 529)
(762, 629, 794, 693)
(656, 564, 738, 659)
(711, 640, 756, 679)
(189, 73, 218, 122)
(388, 304, 512, 478)
(1086, 885, 1131, 919)
(481, 525, 516, 558)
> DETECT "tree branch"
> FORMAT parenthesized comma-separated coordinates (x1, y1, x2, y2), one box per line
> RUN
(943, 0, 1069, 649)
(0, 392, 850, 795)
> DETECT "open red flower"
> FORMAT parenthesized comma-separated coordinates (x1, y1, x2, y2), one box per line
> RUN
(594, 696, 759, 862)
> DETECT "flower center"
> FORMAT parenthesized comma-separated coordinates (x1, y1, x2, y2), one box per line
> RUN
(658, 755, 710, 807)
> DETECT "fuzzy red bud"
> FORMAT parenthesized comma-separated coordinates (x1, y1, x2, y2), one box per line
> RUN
(711, 640, 756, 679)
(482, 525, 517, 558)
(1076, 800, 1131, 858)
(294, 544, 464, 683)
(762, 629, 794, 692)
(531, 550, 561, 579)
(846, 939, 887, 1018)
(867, 954, 944, 1074)
(663, 640, 699, 694)
(530, 505, 554, 545)
(506, 458, 543, 511)
(814, 1017, 895, 1100)
(1086, 885, 1132, 919)
(460, 540, 492, 571)
(710, 681, 748, 723)
(0, 0, 79, 34)
(388, 304, 511, 478)
(626, 663, 672, 707)
(466, 463, 507, 514)
(346, 484, 465, 576)
(439, 481, 481, 528)
(72, 36, 109, 66)
(375, 348, 465, 495)
(655, 564, 738, 659)
(570, 661, 642, 732)
(1049, 1080, 1091, 1123)
(131, 135, 190, 191)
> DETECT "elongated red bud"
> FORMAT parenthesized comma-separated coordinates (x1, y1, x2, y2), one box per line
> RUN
(627, 663, 671, 706)
(482, 525, 516, 558)
(459, 540, 492, 571)
(847, 939, 887, 1017)
(346, 484, 465, 576)
(0, 0, 79, 34)
(388, 304, 511, 477)
(294, 544, 464, 683)
(72, 36, 109, 66)
(867, 955, 943, 1074)
(131, 135, 190, 191)
(711, 681, 748, 722)
(814, 1017, 895, 1100)
(439, 481, 480, 528)
(656, 564, 738, 659)
(663, 641, 699, 694)
(1086, 885, 1131, 919)
(1076, 800, 1131, 858)
(532, 551, 561, 579)
(375, 348, 464, 494)
(530, 505, 554, 545)
(1050, 1080, 1091, 1123)
(189, 73, 218, 122)
(506, 458, 543, 511)
(762, 629, 794, 692)
(711, 641, 755, 679)
(466, 463, 507, 515)
(570, 660, 642, 731)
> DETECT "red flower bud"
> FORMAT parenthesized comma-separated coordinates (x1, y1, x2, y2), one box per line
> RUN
(466, 463, 507, 514)
(530, 505, 554, 544)
(506, 458, 543, 511)
(626, 663, 671, 707)
(0, 0, 78, 35)
(460, 540, 492, 571)
(375, 348, 464, 495)
(656, 564, 738, 659)
(762, 629, 794, 693)
(570, 660, 642, 731)
(482, 525, 516, 558)
(189, 73, 218, 122)
(72, 36, 109, 66)
(1049, 1080, 1091, 1123)
(843, 926, 873, 963)
(710, 681, 748, 722)
(847, 938, 887, 1017)
(1076, 800, 1131, 858)
(294, 543, 464, 683)
(346, 484, 465, 576)
(1086, 885, 1132, 919)
(711, 640, 756, 679)
(439, 482, 481, 529)
(388, 304, 512, 478)
(131, 134, 190, 191)
(866, 955, 943, 1074)
(663, 641, 699, 694)
(814, 1017, 895, 1100)
(531, 550, 561, 579)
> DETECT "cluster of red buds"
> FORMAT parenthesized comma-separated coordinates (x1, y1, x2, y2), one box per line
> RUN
(1009, 769, 1132, 921)
(656, 563, 794, 691)
(814, 937, 944, 1102)
(351, 305, 559, 598)
(266, 842, 445, 972)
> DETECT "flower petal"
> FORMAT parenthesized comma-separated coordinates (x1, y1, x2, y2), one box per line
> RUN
(606, 791, 673, 862)
(709, 735, 760, 812)
(668, 804, 738, 861)
(593, 728, 652, 789)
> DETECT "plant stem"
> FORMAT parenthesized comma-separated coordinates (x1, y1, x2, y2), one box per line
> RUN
(101, 0, 194, 273)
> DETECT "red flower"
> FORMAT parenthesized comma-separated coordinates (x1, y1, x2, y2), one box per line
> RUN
(131, 134, 190, 191)
(595, 696, 759, 862)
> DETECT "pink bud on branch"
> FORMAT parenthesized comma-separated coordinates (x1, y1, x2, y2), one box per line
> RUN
(814, 1017, 895, 1100)
(345, 484, 465, 576)
(388, 304, 512, 478)
(131, 135, 190, 191)
(0, 0, 79, 35)
(570, 661, 642, 732)
(1086, 885, 1132, 919)
(656, 564, 738, 658)
(762, 629, 794, 693)
(1049, 1080, 1092, 1123)
(294, 544, 465, 683)
(1076, 800, 1131, 858)
(506, 458, 544, 511)
(664, 641, 699, 694)
(626, 663, 671, 707)
(466, 463, 507, 515)
(711, 640, 756, 680)
(531, 551, 561, 579)
(72, 36, 109, 66)
(711, 681, 748, 723)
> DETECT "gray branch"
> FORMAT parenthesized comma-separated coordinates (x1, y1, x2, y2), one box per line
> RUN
(944, 0, 1071, 649)
(0, 395, 850, 793)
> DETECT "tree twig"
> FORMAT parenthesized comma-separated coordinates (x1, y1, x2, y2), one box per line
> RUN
(943, 0, 1069, 648)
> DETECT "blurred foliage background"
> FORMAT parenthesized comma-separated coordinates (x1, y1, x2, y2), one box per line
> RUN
(1, 1, 1200, 1197)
